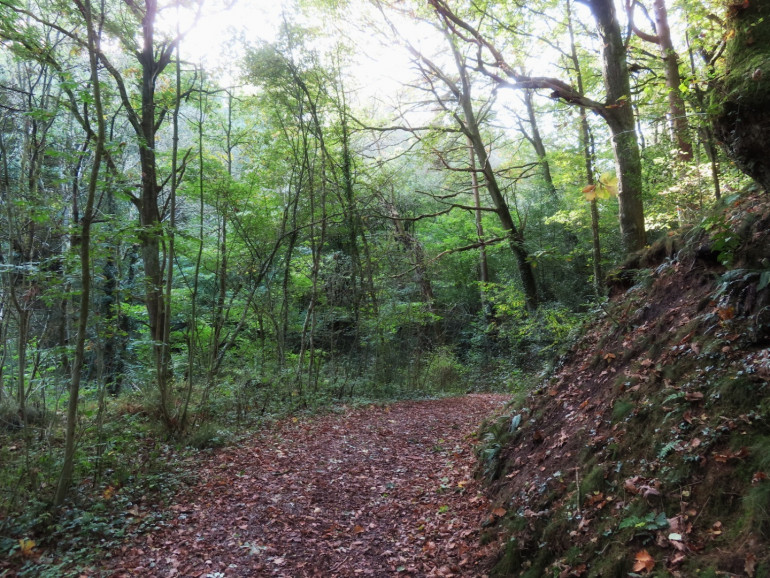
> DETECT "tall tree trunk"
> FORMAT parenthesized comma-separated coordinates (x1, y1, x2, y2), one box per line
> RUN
(466, 123, 538, 310)
(627, 0, 693, 160)
(137, 5, 171, 423)
(163, 9, 183, 430)
(589, 0, 648, 253)
(653, 0, 692, 160)
(86, 0, 179, 426)
(440, 30, 539, 310)
(522, 90, 557, 198)
(568, 0, 602, 296)
(468, 137, 489, 286)
(55, 0, 105, 506)
(684, 32, 721, 201)
(383, 194, 436, 307)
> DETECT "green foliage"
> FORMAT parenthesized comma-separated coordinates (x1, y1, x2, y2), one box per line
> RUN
(581, 172, 618, 201)
(618, 511, 669, 532)
(419, 346, 467, 393)
(0, 0, 761, 571)
(612, 400, 635, 423)
(185, 424, 233, 450)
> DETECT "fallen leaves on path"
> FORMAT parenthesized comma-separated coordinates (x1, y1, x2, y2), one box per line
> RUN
(102, 394, 509, 577)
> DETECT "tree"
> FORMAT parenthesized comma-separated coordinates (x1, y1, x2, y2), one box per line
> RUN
(566, 0, 602, 295)
(519, 90, 557, 199)
(0, 0, 203, 430)
(0, 18, 67, 422)
(373, 6, 540, 310)
(447, 37, 539, 311)
(427, 0, 648, 253)
(626, 0, 693, 161)
(55, 0, 105, 506)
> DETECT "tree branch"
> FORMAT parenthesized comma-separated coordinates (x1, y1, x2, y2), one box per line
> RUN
(625, 0, 660, 44)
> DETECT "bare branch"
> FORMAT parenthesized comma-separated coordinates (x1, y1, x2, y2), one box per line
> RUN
(625, 0, 660, 44)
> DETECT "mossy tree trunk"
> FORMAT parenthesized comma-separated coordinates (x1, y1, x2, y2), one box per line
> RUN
(588, 0, 647, 253)
(712, 0, 770, 192)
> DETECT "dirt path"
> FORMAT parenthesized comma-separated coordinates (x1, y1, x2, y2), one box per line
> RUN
(101, 394, 509, 577)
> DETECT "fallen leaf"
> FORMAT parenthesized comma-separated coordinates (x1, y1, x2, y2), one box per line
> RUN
(640, 484, 661, 498)
(714, 447, 750, 462)
(752, 471, 768, 484)
(19, 538, 35, 558)
(624, 477, 640, 495)
(707, 521, 723, 537)
(670, 552, 686, 566)
(678, 331, 695, 345)
(746, 552, 757, 577)
(718, 306, 735, 320)
(492, 507, 507, 517)
(633, 549, 655, 573)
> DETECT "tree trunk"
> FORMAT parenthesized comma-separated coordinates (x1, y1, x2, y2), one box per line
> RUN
(55, 0, 105, 506)
(567, 0, 603, 296)
(430, 0, 647, 255)
(468, 128, 538, 311)
(448, 34, 539, 310)
(468, 137, 489, 286)
(589, 0, 647, 253)
(627, 0, 693, 160)
(383, 195, 436, 307)
(137, 7, 171, 421)
(522, 90, 557, 198)
(685, 33, 722, 201)
(653, 0, 692, 160)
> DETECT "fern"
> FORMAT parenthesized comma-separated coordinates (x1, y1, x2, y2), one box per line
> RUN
(658, 440, 679, 459)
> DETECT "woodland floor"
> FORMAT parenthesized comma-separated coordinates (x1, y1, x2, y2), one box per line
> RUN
(98, 394, 510, 577)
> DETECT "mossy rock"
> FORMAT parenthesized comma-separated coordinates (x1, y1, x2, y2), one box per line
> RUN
(711, 0, 770, 192)
(719, 1, 770, 107)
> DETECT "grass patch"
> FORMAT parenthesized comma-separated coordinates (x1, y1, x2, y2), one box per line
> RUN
(719, 376, 766, 412)
(612, 399, 635, 422)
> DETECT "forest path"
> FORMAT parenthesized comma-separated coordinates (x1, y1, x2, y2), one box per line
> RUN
(103, 394, 510, 577)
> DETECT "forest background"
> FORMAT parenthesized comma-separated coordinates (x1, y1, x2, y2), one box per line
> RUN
(0, 0, 765, 567)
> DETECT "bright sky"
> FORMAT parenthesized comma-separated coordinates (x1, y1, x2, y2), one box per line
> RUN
(162, 0, 426, 112)
(165, 0, 283, 68)
(163, 0, 586, 150)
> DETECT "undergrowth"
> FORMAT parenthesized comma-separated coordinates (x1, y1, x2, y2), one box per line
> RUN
(476, 192, 770, 577)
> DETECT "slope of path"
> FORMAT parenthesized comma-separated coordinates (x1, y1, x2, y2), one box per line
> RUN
(102, 394, 510, 578)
